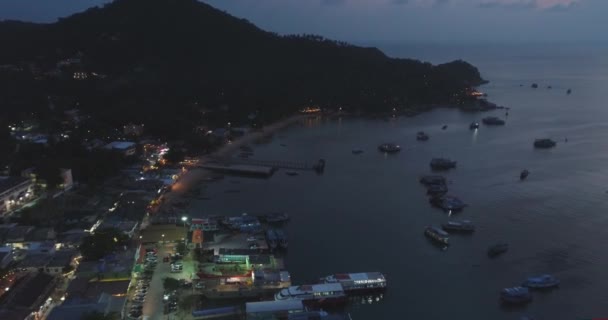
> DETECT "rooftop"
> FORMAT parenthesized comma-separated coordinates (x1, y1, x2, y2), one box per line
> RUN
(104, 141, 136, 150)
(246, 300, 303, 314)
(0, 176, 30, 194)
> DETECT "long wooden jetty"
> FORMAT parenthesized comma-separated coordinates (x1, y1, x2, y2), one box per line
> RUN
(208, 157, 326, 173)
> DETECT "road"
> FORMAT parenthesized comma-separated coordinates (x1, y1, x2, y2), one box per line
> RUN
(139, 243, 197, 320)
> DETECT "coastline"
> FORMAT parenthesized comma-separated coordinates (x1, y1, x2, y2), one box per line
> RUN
(156, 114, 311, 211)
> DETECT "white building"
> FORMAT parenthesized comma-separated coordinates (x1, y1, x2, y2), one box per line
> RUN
(0, 176, 34, 216)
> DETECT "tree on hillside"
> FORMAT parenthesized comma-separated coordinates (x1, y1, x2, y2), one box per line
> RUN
(79, 228, 129, 261)
(163, 277, 180, 292)
(35, 162, 63, 190)
(163, 147, 185, 164)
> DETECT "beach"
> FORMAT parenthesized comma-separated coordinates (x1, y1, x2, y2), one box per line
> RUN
(157, 114, 311, 209)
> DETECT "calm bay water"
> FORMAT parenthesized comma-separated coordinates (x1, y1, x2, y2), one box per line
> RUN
(187, 45, 608, 319)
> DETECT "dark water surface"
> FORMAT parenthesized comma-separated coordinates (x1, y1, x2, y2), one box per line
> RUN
(187, 45, 608, 319)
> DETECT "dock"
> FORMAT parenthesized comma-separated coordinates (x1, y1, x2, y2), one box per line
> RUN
(206, 157, 326, 173)
(199, 163, 276, 177)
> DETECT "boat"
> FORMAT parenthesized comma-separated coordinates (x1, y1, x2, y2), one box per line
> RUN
(470, 122, 480, 130)
(429, 195, 467, 211)
(240, 145, 254, 152)
(286, 171, 299, 176)
(419, 175, 446, 186)
(441, 220, 475, 233)
(531, 83, 538, 89)
(274, 229, 289, 249)
(320, 272, 387, 293)
(416, 131, 429, 141)
(567, 89, 572, 95)
(441, 125, 448, 130)
(430, 158, 457, 170)
(482, 116, 506, 125)
(500, 287, 532, 304)
(487, 243, 509, 257)
(275, 283, 347, 307)
(522, 274, 560, 289)
(520, 169, 529, 180)
(263, 212, 290, 223)
(426, 184, 448, 196)
(534, 139, 556, 149)
(378, 143, 401, 153)
(266, 229, 278, 250)
(352, 149, 364, 155)
(424, 226, 449, 245)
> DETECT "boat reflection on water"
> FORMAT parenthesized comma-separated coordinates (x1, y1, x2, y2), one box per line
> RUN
(349, 292, 385, 306)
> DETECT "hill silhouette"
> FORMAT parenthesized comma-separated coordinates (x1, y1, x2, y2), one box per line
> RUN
(0, 0, 484, 137)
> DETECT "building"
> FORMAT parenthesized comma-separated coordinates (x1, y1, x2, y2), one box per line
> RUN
(45, 251, 75, 275)
(104, 141, 137, 157)
(47, 292, 126, 320)
(59, 168, 74, 191)
(0, 176, 34, 215)
(0, 251, 13, 268)
(0, 272, 56, 319)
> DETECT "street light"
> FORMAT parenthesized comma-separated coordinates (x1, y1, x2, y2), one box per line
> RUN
(161, 234, 165, 243)
(181, 216, 187, 228)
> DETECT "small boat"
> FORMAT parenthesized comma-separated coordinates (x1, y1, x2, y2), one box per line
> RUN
(286, 171, 299, 176)
(240, 145, 254, 152)
(500, 287, 532, 304)
(441, 125, 448, 130)
(441, 220, 475, 233)
(520, 169, 529, 180)
(266, 229, 278, 250)
(531, 83, 538, 89)
(424, 226, 449, 245)
(482, 116, 506, 125)
(419, 175, 446, 186)
(416, 131, 429, 141)
(430, 158, 457, 170)
(263, 212, 290, 223)
(430, 195, 467, 212)
(378, 143, 401, 153)
(280, 143, 287, 147)
(488, 243, 509, 257)
(567, 89, 572, 95)
(274, 229, 289, 249)
(534, 138, 556, 149)
(547, 85, 552, 89)
(352, 149, 364, 155)
(469, 122, 480, 130)
(427, 184, 448, 196)
(522, 274, 560, 289)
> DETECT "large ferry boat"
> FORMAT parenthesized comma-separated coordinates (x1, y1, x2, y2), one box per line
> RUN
(275, 283, 347, 307)
(320, 272, 387, 293)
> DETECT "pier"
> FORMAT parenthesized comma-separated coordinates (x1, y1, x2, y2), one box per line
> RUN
(199, 163, 276, 177)
(205, 157, 326, 173)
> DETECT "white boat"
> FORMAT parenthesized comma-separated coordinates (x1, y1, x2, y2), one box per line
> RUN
(320, 272, 386, 293)
(275, 283, 347, 306)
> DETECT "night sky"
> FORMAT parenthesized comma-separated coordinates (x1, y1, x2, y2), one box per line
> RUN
(0, 0, 605, 43)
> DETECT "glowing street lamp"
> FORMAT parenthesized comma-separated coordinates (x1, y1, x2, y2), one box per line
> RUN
(181, 216, 187, 228)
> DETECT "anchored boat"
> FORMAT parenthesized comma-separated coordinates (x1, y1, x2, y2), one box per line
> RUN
(424, 226, 449, 245)
(441, 220, 475, 233)
(500, 287, 532, 304)
(378, 143, 401, 153)
(522, 274, 560, 289)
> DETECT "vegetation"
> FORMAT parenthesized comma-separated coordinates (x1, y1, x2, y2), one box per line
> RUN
(79, 227, 129, 261)
(163, 277, 181, 291)
(0, 0, 484, 141)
